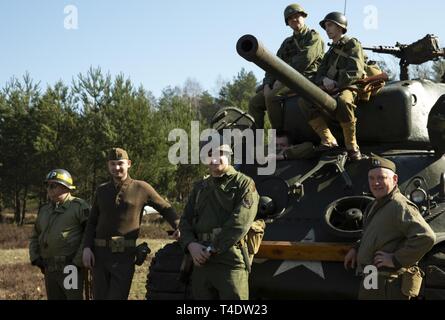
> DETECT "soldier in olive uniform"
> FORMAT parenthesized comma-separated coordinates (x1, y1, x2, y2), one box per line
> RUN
(344, 155, 436, 299)
(300, 12, 365, 161)
(29, 169, 90, 300)
(248, 3, 324, 130)
(179, 143, 259, 300)
(82, 147, 180, 300)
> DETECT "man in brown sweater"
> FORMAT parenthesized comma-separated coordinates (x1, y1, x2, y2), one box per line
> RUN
(82, 147, 179, 299)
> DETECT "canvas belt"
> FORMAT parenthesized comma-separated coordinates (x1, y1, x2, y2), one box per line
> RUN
(377, 271, 401, 279)
(197, 228, 222, 242)
(43, 255, 73, 272)
(358, 268, 405, 279)
(94, 237, 136, 253)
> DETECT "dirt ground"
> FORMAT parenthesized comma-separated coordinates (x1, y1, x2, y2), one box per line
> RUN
(0, 220, 174, 300)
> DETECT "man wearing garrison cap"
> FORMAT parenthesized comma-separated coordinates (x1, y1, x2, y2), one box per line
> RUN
(344, 154, 436, 299)
(82, 147, 180, 299)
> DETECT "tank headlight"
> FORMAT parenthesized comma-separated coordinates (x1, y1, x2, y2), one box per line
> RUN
(410, 188, 427, 204)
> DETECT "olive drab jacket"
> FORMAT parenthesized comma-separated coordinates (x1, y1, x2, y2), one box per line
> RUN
(315, 36, 365, 89)
(263, 25, 325, 87)
(179, 166, 259, 268)
(29, 194, 90, 267)
(356, 187, 436, 272)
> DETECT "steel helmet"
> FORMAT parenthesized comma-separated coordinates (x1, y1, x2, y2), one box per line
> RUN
(45, 169, 76, 190)
(284, 4, 308, 25)
(319, 12, 348, 34)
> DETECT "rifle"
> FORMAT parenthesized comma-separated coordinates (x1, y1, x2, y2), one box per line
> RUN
(84, 268, 92, 300)
(326, 72, 389, 100)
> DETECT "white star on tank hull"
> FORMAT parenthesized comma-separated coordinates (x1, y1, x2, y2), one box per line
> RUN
(272, 229, 325, 279)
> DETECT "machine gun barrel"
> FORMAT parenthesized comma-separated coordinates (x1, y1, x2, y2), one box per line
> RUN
(364, 35, 445, 66)
(236, 34, 337, 113)
(362, 45, 404, 59)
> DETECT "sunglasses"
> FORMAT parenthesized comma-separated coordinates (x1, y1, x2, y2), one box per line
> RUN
(46, 183, 60, 190)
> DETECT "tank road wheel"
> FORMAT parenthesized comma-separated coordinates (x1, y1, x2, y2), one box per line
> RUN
(145, 242, 192, 300)
(420, 243, 445, 299)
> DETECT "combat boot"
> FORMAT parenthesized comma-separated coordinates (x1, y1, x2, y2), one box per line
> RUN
(340, 121, 362, 161)
(308, 117, 338, 151)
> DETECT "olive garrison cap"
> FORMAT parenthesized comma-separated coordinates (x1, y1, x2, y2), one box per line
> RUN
(369, 154, 396, 173)
(108, 147, 129, 161)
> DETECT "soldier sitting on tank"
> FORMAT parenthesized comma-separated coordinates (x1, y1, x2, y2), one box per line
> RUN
(344, 155, 435, 299)
(266, 129, 316, 161)
(299, 12, 365, 161)
(248, 3, 324, 130)
(29, 169, 90, 300)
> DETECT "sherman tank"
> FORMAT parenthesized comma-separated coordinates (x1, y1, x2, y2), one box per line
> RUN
(145, 35, 445, 300)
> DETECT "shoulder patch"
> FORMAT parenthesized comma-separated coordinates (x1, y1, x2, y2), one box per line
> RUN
(241, 178, 256, 209)
(242, 192, 254, 209)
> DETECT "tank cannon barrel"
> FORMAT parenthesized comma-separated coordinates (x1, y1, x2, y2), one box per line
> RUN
(236, 34, 337, 113)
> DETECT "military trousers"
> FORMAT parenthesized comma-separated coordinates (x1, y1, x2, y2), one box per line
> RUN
(44, 267, 84, 300)
(300, 89, 357, 123)
(191, 263, 249, 300)
(92, 248, 135, 300)
(358, 274, 409, 300)
(248, 83, 291, 129)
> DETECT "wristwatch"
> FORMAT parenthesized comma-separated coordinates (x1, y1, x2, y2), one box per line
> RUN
(205, 245, 216, 254)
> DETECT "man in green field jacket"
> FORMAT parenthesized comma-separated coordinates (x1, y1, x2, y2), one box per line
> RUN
(29, 169, 90, 300)
(179, 143, 259, 300)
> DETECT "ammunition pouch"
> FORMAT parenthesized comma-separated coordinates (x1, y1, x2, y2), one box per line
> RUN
(179, 254, 194, 283)
(134, 242, 151, 266)
(94, 237, 136, 253)
(245, 219, 266, 257)
(401, 266, 424, 298)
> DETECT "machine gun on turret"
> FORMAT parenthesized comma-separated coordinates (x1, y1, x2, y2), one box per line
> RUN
(363, 34, 445, 81)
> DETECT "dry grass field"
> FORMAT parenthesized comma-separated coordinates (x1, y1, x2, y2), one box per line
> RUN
(0, 214, 175, 300)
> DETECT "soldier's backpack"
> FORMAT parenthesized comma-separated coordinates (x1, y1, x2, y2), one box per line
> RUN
(356, 60, 388, 101)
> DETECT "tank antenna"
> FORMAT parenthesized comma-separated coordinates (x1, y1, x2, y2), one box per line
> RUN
(343, 0, 347, 15)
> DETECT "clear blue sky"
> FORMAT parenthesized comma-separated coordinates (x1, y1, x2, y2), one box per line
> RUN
(1, 0, 444, 98)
